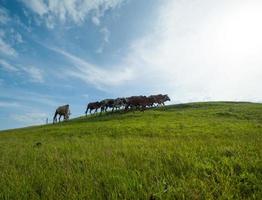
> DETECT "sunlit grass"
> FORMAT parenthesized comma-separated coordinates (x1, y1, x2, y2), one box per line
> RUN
(0, 102, 261, 199)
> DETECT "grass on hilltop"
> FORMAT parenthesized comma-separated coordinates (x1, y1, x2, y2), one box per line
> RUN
(0, 102, 261, 199)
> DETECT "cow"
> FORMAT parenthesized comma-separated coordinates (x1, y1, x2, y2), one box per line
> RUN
(149, 94, 171, 106)
(53, 104, 70, 123)
(85, 101, 102, 115)
(112, 98, 127, 111)
(125, 96, 149, 111)
(159, 94, 171, 105)
(146, 96, 156, 107)
(100, 99, 115, 112)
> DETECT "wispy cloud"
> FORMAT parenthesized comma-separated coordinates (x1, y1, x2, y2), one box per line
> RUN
(0, 101, 20, 108)
(0, 59, 44, 83)
(0, 8, 22, 57)
(22, 0, 48, 16)
(11, 112, 48, 124)
(96, 27, 110, 53)
(0, 90, 59, 107)
(21, 65, 44, 83)
(49, 47, 134, 89)
(92, 16, 100, 26)
(22, 0, 125, 28)
(0, 59, 18, 71)
(12, 30, 24, 44)
(0, 37, 18, 57)
(0, 6, 10, 24)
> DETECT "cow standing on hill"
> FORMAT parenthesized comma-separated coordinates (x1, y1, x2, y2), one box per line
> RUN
(100, 99, 115, 112)
(112, 98, 127, 111)
(83, 94, 171, 115)
(149, 94, 171, 106)
(125, 96, 149, 111)
(53, 104, 71, 123)
(85, 101, 101, 115)
(146, 96, 156, 107)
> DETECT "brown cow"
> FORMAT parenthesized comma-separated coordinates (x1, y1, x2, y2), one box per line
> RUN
(149, 94, 171, 106)
(53, 104, 70, 123)
(100, 99, 115, 112)
(112, 98, 127, 111)
(146, 96, 156, 107)
(125, 96, 149, 111)
(85, 101, 101, 115)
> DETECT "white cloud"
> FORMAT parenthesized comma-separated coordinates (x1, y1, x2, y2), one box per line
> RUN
(96, 27, 110, 53)
(118, 0, 262, 102)
(21, 66, 44, 83)
(0, 6, 10, 24)
(0, 38, 18, 56)
(0, 101, 20, 108)
(13, 32, 24, 44)
(21, 0, 48, 17)
(18, 0, 262, 103)
(92, 16, 100, 26)
(0, 59, 44, 83)
(0, 90, 60, 107)
(101, 27, 110, 43)
(0, 30, 23, 56)
(22, 0, 125, 28)
(0, 59, 18, 71)
(11, 112, 48, 124)
(0, 9, 23, 55)
(49, 47, 134, 89)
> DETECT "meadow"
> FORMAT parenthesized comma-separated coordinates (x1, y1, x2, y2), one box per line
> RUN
(0, 102, 261, 199)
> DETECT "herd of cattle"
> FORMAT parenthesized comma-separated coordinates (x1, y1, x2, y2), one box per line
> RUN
(53, 94, 170, 123)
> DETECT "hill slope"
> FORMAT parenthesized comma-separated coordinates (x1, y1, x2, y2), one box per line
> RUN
(0, 102, 261, 199)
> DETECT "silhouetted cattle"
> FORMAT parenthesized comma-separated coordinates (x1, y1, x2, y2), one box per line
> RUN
(146, 96, 156, 107)
(83, 94, 171, 116)
(53, 104, 70, 123)
(125, 96, 149, 110)
(85, 101, 102, 115)
(100, 99, 115, 112)
(113, 98, 127, 111)
(149, 94, 171, 106)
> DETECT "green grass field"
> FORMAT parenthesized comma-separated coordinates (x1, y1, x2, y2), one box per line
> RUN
(0, 102, 261, 199)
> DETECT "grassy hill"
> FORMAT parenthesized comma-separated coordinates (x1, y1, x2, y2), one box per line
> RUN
(0, 102, 261, 199)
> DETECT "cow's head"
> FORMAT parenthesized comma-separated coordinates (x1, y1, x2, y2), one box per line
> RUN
(164, 94, 171, 101)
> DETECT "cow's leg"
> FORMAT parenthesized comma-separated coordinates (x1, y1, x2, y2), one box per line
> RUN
(59, 115, 62, 122)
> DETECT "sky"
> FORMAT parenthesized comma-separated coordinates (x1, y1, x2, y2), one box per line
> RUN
(0, 0, 262, 130)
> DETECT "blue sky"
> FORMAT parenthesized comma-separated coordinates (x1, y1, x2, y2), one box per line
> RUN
(0, 0, 262, 130)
